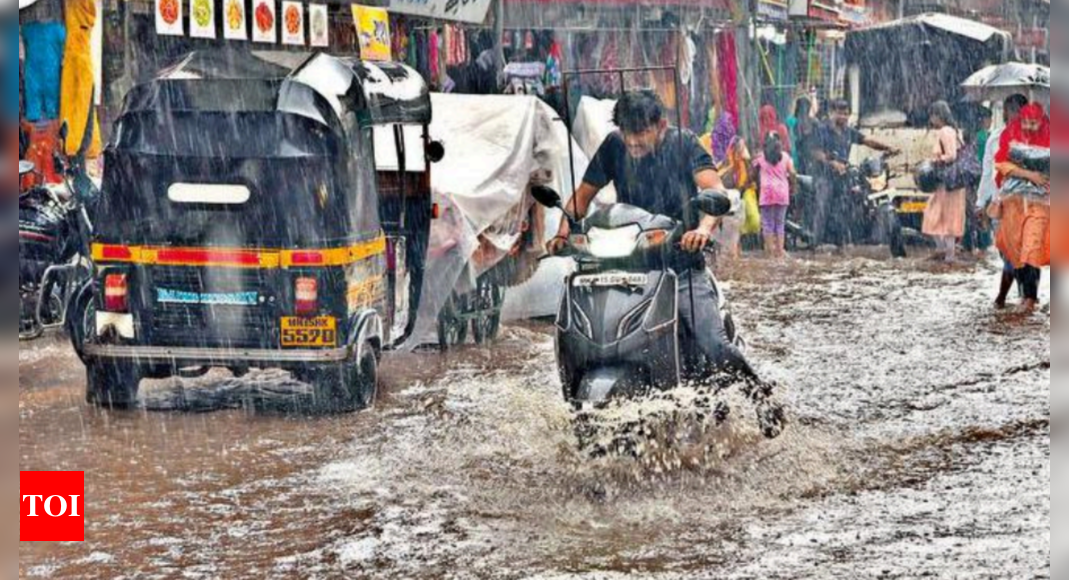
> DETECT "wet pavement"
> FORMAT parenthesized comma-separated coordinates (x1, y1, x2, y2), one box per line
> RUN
(19, 253, 1050, 579)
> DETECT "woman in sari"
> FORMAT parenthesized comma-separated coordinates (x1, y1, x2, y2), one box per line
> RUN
(995, 103, 1050, 314)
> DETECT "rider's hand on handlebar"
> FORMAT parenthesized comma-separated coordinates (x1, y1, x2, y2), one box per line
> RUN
(681, 229, 712, 253)
(547, 220, 571, 255)
(547, 236, 569, 255)
(831, 161, 848, 175)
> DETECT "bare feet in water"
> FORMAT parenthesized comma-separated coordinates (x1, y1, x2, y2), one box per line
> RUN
(1020, 299, 1038, 314)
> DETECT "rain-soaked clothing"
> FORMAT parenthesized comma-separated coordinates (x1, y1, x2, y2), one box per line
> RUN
(809, 122, 864, 246)
(20, 22, 65, 122)
(584, 128, 715, 224)
(994, 104, 1050, 301)
(677, 270, 760, 383)
(59, 0, 102, 158)
(922, 126, 967, 239)
(996, 197, 1049, 270)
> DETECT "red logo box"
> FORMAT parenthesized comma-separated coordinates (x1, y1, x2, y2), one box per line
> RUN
(20, 471, 85, 542)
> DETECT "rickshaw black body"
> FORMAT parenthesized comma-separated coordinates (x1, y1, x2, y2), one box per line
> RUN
(73, 52, 436, 410)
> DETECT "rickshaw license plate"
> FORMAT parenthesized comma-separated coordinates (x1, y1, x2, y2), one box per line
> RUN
(574, 273, 649, 288)
(281, 317, 338, 348)
(900, 201, 928, 213)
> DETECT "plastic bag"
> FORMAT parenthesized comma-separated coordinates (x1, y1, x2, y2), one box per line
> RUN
(741, 188, 761, 235)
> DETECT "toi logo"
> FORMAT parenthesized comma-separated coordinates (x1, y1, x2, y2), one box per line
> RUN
(20, 472, 85, 542)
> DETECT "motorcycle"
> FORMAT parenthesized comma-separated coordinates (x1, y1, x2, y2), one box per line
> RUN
(18, 123, 97, 341)
(791, 154, 908, 258)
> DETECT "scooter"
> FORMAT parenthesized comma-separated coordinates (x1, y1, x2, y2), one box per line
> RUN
(18, 123, 97, 341)
(531, 187, 759, 399)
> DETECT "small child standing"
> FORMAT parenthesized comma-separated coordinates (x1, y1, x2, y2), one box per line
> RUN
(753, 132, 796, 259)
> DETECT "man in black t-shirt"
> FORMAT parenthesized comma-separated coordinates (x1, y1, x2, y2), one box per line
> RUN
(548, 90, 762, 385)
(808, 100, 899, 246)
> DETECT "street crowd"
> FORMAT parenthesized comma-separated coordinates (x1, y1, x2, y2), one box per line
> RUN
(697, 93, 1051, 314)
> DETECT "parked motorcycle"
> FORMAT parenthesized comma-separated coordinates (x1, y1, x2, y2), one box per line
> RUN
(18, 124, 97, 341)
(790, 154, 908, 258)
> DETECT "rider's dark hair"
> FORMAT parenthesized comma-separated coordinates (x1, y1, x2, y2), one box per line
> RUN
(794, 96, 812, 119)
(614, 90, 665, 134)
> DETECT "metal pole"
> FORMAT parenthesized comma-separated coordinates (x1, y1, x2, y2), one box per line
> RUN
(493, 0, 505, 85)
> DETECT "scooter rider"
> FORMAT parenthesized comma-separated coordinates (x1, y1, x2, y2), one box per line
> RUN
(548, 90, 763, 387)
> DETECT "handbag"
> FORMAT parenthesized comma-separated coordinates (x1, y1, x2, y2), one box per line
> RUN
(937, 136, 982, 191)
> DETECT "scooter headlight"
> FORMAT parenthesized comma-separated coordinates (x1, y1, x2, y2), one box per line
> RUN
(586, 225, 642, 259)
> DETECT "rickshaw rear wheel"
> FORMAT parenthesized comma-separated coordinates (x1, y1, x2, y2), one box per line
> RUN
(86, 360, 141, 410)
(307, 342, 378, 413)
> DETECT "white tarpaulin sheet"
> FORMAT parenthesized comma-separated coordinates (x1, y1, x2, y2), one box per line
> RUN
(403, 94, 589, 348)
(573, 96, 618, 159)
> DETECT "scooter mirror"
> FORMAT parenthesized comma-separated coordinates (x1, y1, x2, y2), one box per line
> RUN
(530, 185, 562, 209)
(19, 161, 35, 176)
(693, 190, 732, 218)
(426, 141, 446, 164)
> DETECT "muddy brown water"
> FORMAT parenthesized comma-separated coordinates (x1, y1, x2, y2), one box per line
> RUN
(19, 253, 1049, 579)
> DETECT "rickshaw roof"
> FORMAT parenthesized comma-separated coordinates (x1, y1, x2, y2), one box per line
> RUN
(119, 50, 432, 127)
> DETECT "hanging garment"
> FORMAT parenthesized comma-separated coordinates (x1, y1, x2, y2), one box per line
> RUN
(429, 30, 441, 85)
(544, 40, 563, 89)
(716, 32, 739, 128)
(21, 22, 66, 123)
(60, 0, 102, 158)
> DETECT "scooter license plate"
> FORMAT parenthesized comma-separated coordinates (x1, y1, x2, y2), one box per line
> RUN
(573, 273, 649, 288)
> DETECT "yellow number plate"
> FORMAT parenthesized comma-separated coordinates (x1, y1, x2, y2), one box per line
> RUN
(281, 317, 338, 348)
(900, 201, 929, 213)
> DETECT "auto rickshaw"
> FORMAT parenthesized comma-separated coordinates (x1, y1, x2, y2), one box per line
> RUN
(70, 51, 440, 411)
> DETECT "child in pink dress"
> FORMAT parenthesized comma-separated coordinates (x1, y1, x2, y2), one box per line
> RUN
(753, 132, 797, 258)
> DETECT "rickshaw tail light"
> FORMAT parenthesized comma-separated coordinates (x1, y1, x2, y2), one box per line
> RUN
(104, 274, 129, 313)
(432, 203, 441, 219)
(100, 245, 134, 261)
(295, 278, 319, 317)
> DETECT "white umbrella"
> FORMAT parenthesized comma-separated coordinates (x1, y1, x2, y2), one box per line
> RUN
(962, 63, 1050, 103)
(19, 0, 41, 9)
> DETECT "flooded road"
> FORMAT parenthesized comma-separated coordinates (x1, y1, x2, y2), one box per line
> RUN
(19, 254, 1050, 579)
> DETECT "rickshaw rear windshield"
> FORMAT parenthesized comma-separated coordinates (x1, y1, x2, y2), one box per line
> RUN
(97, 111, 380, 248)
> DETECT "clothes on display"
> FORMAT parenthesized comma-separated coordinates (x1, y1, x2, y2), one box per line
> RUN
(59, 0, 102, 158)
(21, 22, 65, 122)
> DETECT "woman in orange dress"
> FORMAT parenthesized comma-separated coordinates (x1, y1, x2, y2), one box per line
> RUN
(995, 103, 1050, 314)
(922, 101, 967, 263)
